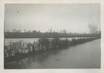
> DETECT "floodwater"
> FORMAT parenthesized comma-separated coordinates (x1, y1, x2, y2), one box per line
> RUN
(4, 39, 100, 69)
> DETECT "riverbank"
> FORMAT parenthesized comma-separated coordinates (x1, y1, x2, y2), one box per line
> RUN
(4, 39, 100, 69)
(4, 36, 100, 65)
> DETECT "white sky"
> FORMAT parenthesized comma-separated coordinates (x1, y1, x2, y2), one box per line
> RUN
(4, 4, 100, 33)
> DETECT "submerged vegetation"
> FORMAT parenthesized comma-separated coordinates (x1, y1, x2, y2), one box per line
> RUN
(4, 36, 100, 63)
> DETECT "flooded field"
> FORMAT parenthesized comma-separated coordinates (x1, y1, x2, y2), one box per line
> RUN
(4, 39, 100, 69)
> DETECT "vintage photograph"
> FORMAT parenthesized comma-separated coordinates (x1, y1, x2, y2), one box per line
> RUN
(4, 4, 101, 69)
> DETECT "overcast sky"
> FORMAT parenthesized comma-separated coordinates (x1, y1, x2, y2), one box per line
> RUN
(4, 4, 100, 33)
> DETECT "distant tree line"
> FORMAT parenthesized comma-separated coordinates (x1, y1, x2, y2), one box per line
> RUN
(5, 30, 101, 38)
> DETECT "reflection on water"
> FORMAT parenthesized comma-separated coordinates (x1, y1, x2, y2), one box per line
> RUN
(5, 49, 61, 68)
(5, 39, 100, 69)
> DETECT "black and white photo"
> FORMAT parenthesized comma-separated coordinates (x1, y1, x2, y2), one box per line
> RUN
(4, 4, 101, 69)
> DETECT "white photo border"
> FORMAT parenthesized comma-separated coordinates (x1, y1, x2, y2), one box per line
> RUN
(0, 0, 103, 73)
